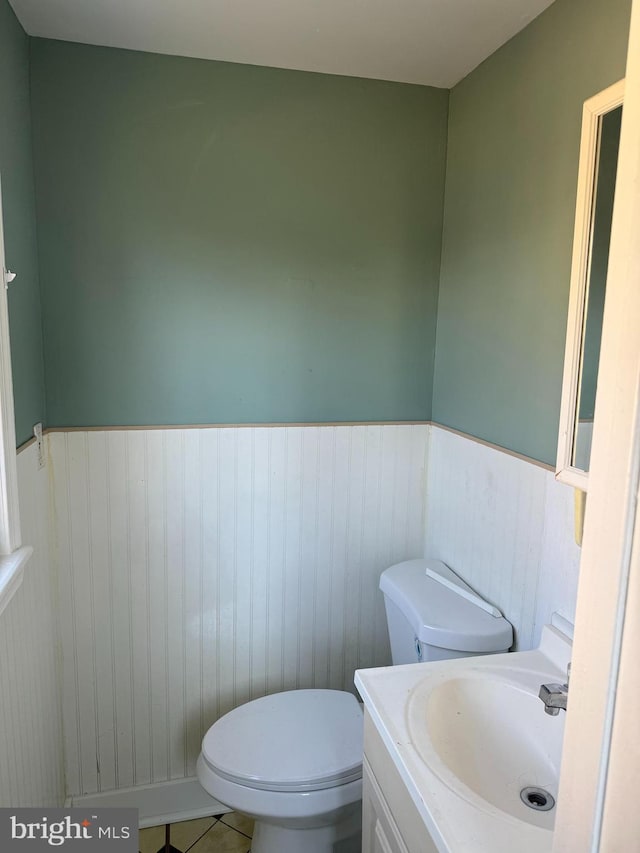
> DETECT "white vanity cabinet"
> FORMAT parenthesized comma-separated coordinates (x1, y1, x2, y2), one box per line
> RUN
(362, 711, 440, 853)
(363, 759, 408, 853)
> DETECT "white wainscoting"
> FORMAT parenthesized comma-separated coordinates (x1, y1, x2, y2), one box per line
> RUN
(0, 441, 65, 807)
(49, 425, 428, 798)
(48, 422, 581, 804)
(425, 426, 581, 650)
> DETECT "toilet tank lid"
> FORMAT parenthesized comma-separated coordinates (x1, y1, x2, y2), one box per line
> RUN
(201, 689, 363, 792)
(380, 559, 513, 652)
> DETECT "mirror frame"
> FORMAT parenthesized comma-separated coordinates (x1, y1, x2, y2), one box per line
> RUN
(556, 79, 625, 490)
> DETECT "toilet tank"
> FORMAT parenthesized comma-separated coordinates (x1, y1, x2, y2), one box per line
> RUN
(380, 559, 513, 665)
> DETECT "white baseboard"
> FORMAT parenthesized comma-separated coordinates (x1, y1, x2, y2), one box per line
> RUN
(66, 777, 229, 828)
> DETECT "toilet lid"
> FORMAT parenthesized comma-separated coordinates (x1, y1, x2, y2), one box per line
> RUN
(201, 689, 364, 792)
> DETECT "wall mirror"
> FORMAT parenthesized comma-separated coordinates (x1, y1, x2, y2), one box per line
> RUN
(556, 80, 624, 490)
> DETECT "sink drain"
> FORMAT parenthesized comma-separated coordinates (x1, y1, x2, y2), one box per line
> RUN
(520, 786, 555, 811)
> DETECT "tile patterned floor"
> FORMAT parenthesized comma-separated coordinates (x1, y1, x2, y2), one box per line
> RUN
(139, 812, 253, 853)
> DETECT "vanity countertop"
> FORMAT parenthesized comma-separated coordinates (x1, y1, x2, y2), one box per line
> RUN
(355, 625, 571, 853)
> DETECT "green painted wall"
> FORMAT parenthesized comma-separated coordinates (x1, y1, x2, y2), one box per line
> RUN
(30, 40, 448, 428)
(0, 0, 46, 445)
(433, 0, 632, 464)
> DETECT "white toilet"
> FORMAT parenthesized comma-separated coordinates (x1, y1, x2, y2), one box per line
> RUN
(196, 557, 513, 853)
(197, 689, 363, 853)
(380, 558, 513, 664)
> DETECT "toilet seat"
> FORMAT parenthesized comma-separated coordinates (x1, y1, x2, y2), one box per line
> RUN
(197, 754, 363, 823)
(200, 689, 363, 793)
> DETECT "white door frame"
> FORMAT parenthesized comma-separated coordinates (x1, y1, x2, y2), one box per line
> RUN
(552, 0, 640, 847)
(0, 179, 31, 617)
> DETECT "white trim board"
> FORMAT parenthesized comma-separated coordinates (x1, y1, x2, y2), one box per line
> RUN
(555, 79, 625, 491)
(67, 777, 229, 829)
(41, 420, 553, 471)
(0, 178, 30, 617)
(553, 0, 640, 846)
(0, 441, 66, 809)
(44, 421, 430, 432)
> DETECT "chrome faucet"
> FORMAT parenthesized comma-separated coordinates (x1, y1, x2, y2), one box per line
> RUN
(538, 663, 571, 715)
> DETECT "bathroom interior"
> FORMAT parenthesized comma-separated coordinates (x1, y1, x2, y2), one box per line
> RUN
(0, 0, 636, 850)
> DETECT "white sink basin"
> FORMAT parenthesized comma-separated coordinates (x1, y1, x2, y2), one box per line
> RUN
(355, 624, 572, 852)
(407, 669, 565, 828)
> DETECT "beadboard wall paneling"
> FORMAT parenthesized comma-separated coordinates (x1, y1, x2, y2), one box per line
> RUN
(49, 425, 428, 797)
(0, 442, 65, 807)
(425, 426, 581, 649)
(535, 470, 582, 641)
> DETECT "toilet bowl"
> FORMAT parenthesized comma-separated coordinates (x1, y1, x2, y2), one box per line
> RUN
(196, 689, 363, 853)
(197, 558, 513, 852)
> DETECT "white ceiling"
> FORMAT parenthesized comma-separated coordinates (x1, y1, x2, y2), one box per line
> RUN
(9, 0, 555, 88)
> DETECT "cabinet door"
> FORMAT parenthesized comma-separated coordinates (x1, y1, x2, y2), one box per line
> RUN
(372, 819, 405, 853)
(363, 761, 410, 853)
